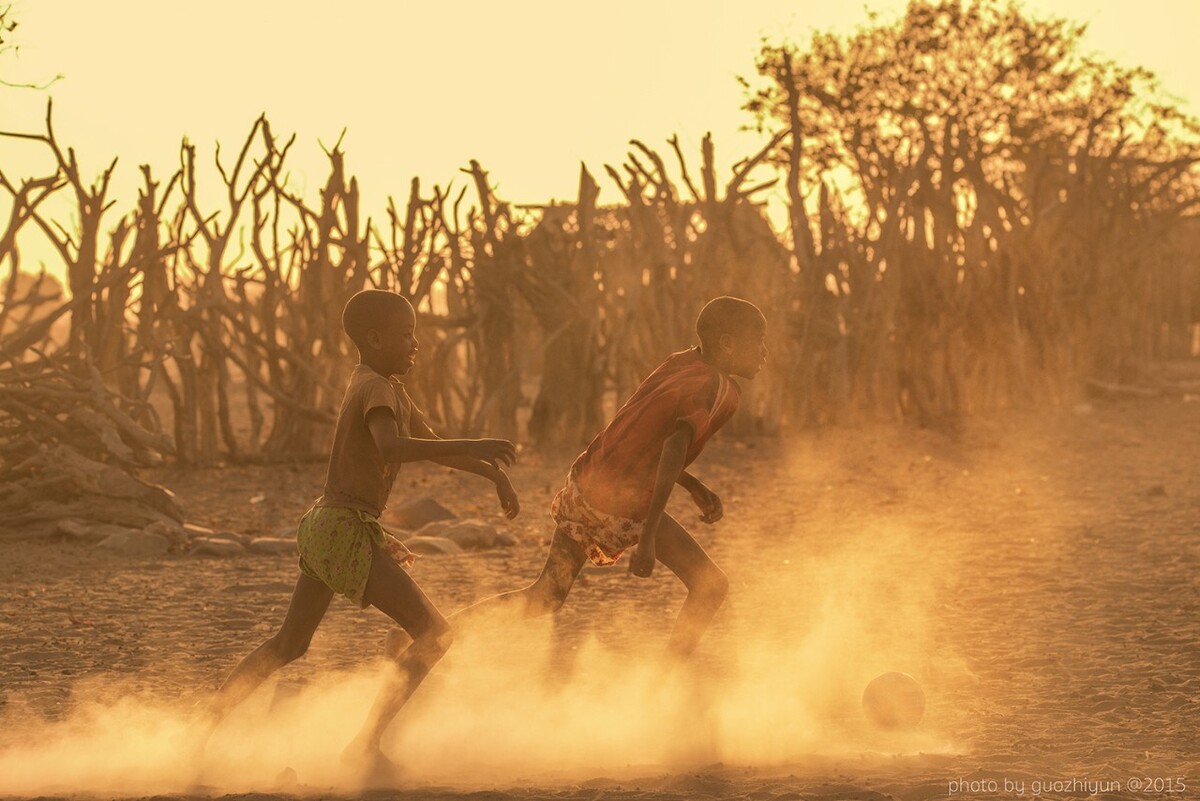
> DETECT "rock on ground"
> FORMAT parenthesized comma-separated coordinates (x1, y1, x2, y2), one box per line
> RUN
(94, 529, 171, 557)
(143, 520, 189, 548)
(413, 518, 517, 550)
(183, 522, 216, 539)
(189, 537, 247, 557)
(59, 519, 141, 543)
(402, 535, 464, 556)
(390, 497, 456, 530)
(248, 537, 297, 555)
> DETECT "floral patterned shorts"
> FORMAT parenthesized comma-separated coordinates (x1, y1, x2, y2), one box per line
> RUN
(296, 505, 415, 607)
(551, 474, 642, 567)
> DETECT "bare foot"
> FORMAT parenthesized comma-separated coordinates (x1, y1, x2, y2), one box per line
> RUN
(341, 738, 405, 788)
(175, 705, 220, 791)
(182, 701, 220, 761)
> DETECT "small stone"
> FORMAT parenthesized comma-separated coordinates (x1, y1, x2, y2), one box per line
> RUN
(411, 520, 452, 538)
(189, 537, 247, 557)
(183, 523, 215, 539)
(144, 520, 188, 548)
(95, 530, 170, 557)
(59, 519, 138, 543)
(390, 497, 456, 530)
(1145, 484, 1167, 497)
(248, 537, 297, 555)
(213, 530, 251, 546)
(429, 518, 499, 550)
(402, 535, 463, 556)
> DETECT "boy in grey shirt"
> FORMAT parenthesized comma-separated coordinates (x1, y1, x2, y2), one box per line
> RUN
(203, 289, 517, 777)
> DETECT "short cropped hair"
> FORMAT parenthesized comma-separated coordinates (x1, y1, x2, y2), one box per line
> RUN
(695, 296, 766, 351)
(341, 289, 412, 349)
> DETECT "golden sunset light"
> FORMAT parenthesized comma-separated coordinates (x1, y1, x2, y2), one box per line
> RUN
(0, 2, 1196, 800)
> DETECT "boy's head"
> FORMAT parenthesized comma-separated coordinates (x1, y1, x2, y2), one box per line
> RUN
(696, 296, 767, 379)
(342, 289, 418, 375)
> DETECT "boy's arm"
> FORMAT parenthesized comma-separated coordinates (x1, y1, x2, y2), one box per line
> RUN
(629, 424, 693, 578)
(411, 417, 520, 518)
(397, 388, 506, 480)
(410, 417, 503, 480)
(366, 407, 515, 468)
(677, 469, 723, 524)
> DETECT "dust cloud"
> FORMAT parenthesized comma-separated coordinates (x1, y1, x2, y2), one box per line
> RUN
(0, 486, 972, 794)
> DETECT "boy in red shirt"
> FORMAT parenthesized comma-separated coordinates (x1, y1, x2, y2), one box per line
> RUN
(460, 296, 766, 660)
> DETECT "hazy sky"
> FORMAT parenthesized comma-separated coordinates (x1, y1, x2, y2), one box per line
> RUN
(2, 0, 1199, 274)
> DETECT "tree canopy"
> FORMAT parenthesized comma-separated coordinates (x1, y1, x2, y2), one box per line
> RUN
(738, 0, 1200, 421)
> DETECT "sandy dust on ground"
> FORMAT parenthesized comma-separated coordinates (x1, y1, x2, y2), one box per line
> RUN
(0, 395, 1196, 800)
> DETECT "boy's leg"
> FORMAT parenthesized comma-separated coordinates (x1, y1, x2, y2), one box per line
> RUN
(653, 514, 730, 661)
(350, 539, 454, 757)
(383, 529, 586, 657)
(455, 527, 587, 620)
(208, 572, 334, 721)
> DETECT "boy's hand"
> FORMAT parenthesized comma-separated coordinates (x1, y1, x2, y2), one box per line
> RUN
(495, 471, 520, 519)
(629, 526, 656, 578)
(465, 438, 517, 468)
(383, 532, 416, 568)
(688, 481, 723, 524)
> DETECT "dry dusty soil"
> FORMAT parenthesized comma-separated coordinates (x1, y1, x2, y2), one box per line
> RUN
(1, 395, 1196, 801)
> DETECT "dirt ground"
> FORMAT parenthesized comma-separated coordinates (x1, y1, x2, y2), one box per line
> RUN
(0, 394, 1197, 800)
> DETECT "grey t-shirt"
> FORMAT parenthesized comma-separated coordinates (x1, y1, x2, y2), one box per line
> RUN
(316, 364, 423, 518)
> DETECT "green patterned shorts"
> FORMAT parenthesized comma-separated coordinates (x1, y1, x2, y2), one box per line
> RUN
(296, 505, 413, 607)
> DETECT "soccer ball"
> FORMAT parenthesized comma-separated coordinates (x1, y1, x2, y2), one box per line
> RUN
(862, 671, 925, 730)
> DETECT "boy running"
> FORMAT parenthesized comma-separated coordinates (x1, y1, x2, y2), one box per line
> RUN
(459, 296, 766, 660)
(203, 289, 518, 773)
